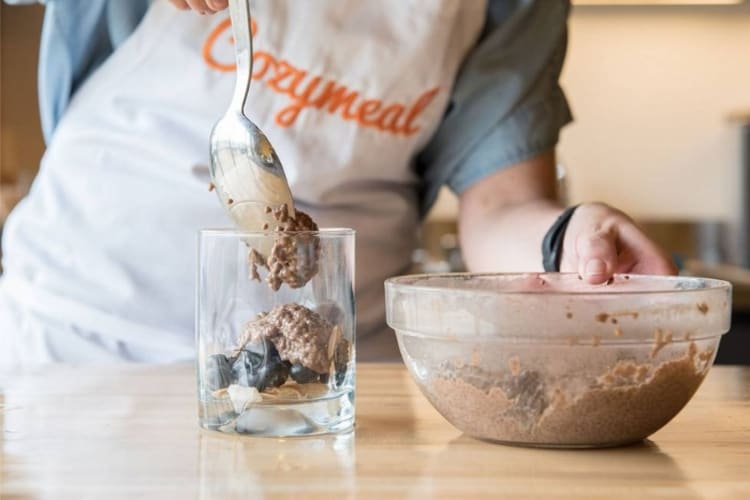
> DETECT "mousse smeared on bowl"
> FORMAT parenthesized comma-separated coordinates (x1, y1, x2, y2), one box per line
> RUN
(385, 273, 731, 448)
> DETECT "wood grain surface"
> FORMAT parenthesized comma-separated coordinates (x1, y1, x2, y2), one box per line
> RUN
(1, 363, 748, 499)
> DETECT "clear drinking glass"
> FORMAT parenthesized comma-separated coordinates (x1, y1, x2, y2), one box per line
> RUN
(197, 228, 355, 436)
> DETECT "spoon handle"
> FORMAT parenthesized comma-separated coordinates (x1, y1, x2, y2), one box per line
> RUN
(228, 0, 253, 113)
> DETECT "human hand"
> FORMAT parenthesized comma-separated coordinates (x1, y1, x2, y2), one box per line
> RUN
(169, 0, 228, 14)
(560, 202, 677, 284)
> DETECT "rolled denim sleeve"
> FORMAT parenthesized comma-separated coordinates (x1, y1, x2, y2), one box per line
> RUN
(22, 0, 149, 141)
(415, 0, 572, 214)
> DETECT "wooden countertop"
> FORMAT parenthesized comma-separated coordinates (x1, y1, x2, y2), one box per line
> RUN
(1, 363, 749, 499)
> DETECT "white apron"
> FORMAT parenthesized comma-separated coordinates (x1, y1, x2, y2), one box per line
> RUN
(0, 0, 486, 366)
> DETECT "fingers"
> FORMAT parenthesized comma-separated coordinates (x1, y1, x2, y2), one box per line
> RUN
(185, 0, 211, 13)
(617, 222, 678, 276)
(560, 202, 678, 285)
(575, 228, 618, 285)
(171, 0, 228, 13)
(169, 0, 190, 10)
(207, 0, 229, 10)
(558, 203, 620, 284)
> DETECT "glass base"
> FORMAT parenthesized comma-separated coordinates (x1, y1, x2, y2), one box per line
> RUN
(200, 389, 355, 438)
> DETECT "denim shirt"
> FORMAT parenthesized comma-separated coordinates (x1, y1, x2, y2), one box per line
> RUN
(9, 0, 572, 213)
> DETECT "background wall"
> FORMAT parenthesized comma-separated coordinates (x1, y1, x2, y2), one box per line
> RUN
(560, 4, 750, 221)
(429, 3, 750, 224)
(1, 3, 749, 226)
(0, 2, 45, 219)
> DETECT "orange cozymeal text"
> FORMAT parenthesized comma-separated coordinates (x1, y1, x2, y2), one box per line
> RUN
(202, 18, 440, 137)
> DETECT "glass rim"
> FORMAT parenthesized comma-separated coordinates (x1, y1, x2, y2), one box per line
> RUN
(199, 227, 355, 237)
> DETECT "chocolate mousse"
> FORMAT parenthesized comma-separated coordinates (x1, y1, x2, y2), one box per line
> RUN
(238, 303, 349, 375)
(248, 204, 320, 291)
(429, 342, 713, 446)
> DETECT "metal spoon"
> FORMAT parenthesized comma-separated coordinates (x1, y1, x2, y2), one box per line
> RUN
(208, 0, 295, 231)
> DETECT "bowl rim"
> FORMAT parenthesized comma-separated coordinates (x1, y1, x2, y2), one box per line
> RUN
(384, 272, 732, 297)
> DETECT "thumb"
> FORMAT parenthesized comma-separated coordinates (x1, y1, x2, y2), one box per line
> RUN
(576, 229, 618, 284)
(207, 0, 228, 10)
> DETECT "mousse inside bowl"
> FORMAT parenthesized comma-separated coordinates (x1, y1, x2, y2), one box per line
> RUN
(384, 273, 732, 448)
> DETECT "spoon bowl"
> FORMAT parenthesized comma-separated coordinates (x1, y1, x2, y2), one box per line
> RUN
(209, 0, 295, 231)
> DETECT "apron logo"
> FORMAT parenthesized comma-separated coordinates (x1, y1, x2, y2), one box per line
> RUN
(202, 18, 439, 137)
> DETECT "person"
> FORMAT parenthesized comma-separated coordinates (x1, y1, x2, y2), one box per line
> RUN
(0, 0, 675, 368)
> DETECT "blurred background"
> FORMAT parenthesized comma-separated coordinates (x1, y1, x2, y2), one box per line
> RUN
(1, 1, 749, 362)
